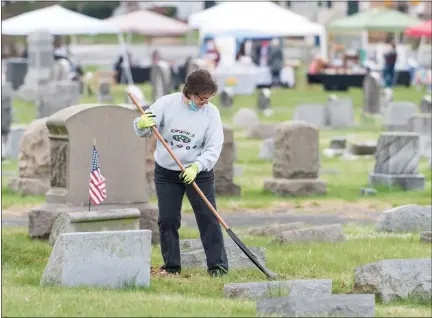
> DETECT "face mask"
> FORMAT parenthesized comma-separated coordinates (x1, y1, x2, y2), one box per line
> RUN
(189, 99, 200, 111)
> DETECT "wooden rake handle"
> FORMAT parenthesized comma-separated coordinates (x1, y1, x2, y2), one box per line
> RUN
(128, 92, 229, 230)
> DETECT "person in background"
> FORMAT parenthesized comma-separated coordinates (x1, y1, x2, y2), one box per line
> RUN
(268, 38, 284, 86)
(383, 41, 398, 89)
(132, 69, 228, 277)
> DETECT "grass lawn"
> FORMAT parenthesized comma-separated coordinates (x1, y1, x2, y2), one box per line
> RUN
(2, 225, 431, 317)
(3, 69, 431, 213)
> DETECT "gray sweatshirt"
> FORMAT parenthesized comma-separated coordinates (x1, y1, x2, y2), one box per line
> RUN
(133, 92, 224, 172)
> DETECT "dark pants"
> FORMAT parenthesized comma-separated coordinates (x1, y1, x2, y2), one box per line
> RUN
(154, 162, 228, 273)
(383, 66, 395, 88)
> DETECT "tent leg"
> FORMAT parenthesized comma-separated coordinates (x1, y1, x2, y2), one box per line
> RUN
(117, 32, 134, 86)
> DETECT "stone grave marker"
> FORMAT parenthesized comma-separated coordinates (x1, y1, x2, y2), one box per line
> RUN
(8, 118, 50, 195)
(407, 114, 432, 158)
(274, 224, 346, 244)
(246, 123, 277, 140)
(420, 95, 431, 113)
(247, 222, 305, 236)
(323, 136, 347, 158)
(326, 97, 354, 128)
(257, 88, 271, 112)
(264, 121, 327, 196)
(37, 81, 81, 118)
(151, 61, 172, 102)
(3, 125, 27, 160)
(232, 108, 259, 129)
(28, 104, 159, 244)
(258, 137, 274, 160)
(369, 132, 425, 191)
(362, 72, 381, 114)
(40, 230, 152, 289)
(375, 205, 431, 233)
(293, 104, 327, 128)
(383, 101, 417, 131)
(1, 81, 13, 150)
(214, 126, 241, 196)
(6, 57, 28, 90)
(420, 231, 431, 243)
(17, 30, 54, 103)
(220, 87, 234, 108)
(48, 208, 141, 246)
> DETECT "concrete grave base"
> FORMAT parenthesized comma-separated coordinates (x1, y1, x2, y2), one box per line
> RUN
(29, 202, 159, 244)
(368, 173, 425, 191)
(264, 178, 327, 196)
(48, 208, 141, 246)
(40, 230, 152, 289)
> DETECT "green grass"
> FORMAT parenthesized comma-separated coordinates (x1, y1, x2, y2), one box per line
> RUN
(2, 225, 431, 317)
(3, 69, 431, 213)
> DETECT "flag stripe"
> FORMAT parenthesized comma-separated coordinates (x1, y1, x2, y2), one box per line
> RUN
(89, 145, 106, 206)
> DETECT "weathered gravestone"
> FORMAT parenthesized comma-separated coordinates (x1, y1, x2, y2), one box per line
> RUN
(375, 205, 432, 233)
(2, 82, 13, 157)
(293, 104, 327, 128)
(420, 95, 431, 113)
(247, 222, 305, 236)
(246, 123, 277, 140)
(48, 208, 141, 246)
(8, 118, 50, 195)
(6, 57, 28, 90)
(323, 136, 347, 158)
(4, 125, 28, 160)
(407, 114, 432, 158)
(420, 231, 432, 243)
(383, 101, 417, 131)
(151, 61, 172, 102)
(258, 137, 274, 160)
(274, 224, 346, 244)
(40, 230, 152, 289)
(257, 88, 271, 112)
(369, 132, 425, 191)
(220, 87, 234, 108)
(17, 30, 54, 103)
(232, 108, 259, 129)
(37, 81, 80, 118)
(326, 97, 354, 128)
(362, 72, 381, 114)
(28, 104, 159, 244)
(214, 126, 241, 196)
(264, 121, 327, 196)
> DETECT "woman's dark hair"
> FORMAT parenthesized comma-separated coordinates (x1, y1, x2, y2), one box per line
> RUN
(183, 69, 218, 98)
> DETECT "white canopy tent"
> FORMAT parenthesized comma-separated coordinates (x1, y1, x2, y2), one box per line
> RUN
(188, 1, 327, 58)
(1, 5, 134, 85)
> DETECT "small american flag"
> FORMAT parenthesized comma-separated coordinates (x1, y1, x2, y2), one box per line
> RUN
(89, 145, 106, 205)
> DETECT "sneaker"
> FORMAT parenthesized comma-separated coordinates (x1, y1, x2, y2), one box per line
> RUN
(160, 265, 181, 275)
(207, 265, 228, 277)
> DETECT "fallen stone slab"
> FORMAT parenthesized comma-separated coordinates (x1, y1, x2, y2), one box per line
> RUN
(274, 224, 346, 244)
(224, 279, 332, 300)
(48, 208, 140, 246)
(40, 230, 152, 289)
(354, 258, 432, 303)
(375, 205, 432, 233)
(420, 231, 432, 243)
(256, 294, 375, 317)
(180, 237, 236, 251)
(181, 246, 265, 269)
(246, 222, 305, 236)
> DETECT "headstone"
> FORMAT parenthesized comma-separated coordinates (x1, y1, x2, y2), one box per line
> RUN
(37, 81, 81, 118)
(274, 224, 346, 243)
(369, 132, 425, 191)
(3, 125, 28, 160)
(360, 187, 377, 196)
(181, 245, 266, 269)
(258, 137, 274, 160)
(6, 57, 28, 90)
(151, 61, 172, 102)
(257, 294, 375, 317)
(293, 104, 327, 128)
(214, 126, 241, 196)
(264, 121, 327, 196)
(28, 104, 159, 244)
(232, 108, 259, 129)
(257, 88, 271, 112)
(224, 279, 332, 300)
(420, 231, 432, 243)
(40, 230, 152, 289)
(220, 86, 234, 108)
(407, 114, 432, 158)
(383, 101, 417, 131)
(247, 222, 305, 236)
(326, 97, 354, 128)
(48, 208, 141, 246)
(375, 205, 431, 233)
(246, 123, 277, 140)
(180, 237, 236, 250)
(348, 141, 377, 156)
(1, 82, 13, 148)
(17, 30, 54, 103)
(323, 136, 347, 157)
(362, 72, 381, 114)
(7, 118, 50, 195)
(420, 95, 431, 113)
(354, 258, 431, 303)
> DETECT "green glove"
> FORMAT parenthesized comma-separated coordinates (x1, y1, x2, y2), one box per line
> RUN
(136, 111, 156, 130)
(180, 163, 199, 184)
